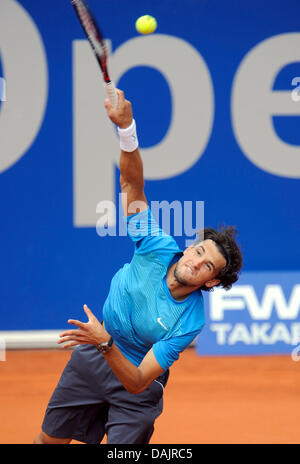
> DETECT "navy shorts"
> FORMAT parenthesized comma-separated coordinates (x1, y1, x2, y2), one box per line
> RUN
(42, 345, 169, 444)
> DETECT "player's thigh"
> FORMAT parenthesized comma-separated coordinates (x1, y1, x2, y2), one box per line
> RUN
(106, 403, 159, 444)
(42, 403, 108, 444)
(34, 431, 72, 444)
(106, 380, 165, 444)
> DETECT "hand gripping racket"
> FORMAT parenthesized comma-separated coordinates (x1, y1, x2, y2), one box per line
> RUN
(71, 0, 118, 107)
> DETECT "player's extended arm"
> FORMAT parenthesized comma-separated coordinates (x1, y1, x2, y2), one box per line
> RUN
(104, 89, 148, 217)
(101, 340, 164, 394)
(58, 305, 164, 394)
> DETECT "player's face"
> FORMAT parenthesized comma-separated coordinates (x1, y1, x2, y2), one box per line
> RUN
(174, 239, 227, 289)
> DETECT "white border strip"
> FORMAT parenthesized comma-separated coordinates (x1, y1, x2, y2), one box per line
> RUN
(0, 330, 197, 350)
(0, 330, 64, 349)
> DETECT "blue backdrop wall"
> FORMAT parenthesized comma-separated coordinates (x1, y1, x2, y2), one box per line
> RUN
(0, 0, 299, 354)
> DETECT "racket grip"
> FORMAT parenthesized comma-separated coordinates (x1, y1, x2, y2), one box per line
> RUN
(105, 81, 118, 108)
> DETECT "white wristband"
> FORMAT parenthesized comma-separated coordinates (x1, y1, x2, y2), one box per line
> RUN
(117, 119, 139, 152)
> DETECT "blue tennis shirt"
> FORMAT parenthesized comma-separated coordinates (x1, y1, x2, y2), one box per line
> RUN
(103, 208, 205, 371)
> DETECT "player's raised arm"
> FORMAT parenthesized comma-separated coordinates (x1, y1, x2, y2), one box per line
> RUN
(104, 89, 148, 217)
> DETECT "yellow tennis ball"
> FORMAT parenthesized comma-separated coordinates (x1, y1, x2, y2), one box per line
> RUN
(135, 15, 157, 35)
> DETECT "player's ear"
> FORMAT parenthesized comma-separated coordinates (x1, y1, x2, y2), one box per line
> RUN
(205, 278, 220, 288)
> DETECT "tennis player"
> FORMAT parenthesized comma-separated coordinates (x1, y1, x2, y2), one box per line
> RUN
(34, 89, 242, 444)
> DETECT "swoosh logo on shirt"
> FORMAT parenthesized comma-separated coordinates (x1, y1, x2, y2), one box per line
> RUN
(157, 318, 168, 331)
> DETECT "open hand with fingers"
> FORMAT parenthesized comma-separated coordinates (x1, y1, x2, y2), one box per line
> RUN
(58, 304, 110, 349)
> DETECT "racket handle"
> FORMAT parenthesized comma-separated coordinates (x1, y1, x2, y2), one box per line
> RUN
(105, 81, 118, 108)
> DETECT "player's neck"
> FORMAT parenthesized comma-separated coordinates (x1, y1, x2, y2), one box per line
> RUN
(166, 263, 199, 301)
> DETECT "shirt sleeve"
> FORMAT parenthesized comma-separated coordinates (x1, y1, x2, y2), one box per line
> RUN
(126, 207, 181, 261)
(152, 326, 205, 371)
(127, 208, 163, 241)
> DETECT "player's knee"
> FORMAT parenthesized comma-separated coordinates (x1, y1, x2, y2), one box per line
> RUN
(33, 431, 71, 444)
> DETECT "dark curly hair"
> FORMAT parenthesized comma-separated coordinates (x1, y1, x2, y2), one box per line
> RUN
(193, 225, 243, 292)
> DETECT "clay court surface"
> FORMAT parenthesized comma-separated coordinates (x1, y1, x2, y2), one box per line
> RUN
(0, 348, 299, 444)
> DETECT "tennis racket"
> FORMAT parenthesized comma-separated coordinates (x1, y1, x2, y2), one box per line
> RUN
(71, 0, 118, 107)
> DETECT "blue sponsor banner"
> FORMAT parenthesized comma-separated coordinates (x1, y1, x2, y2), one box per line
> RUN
(196, 272, 300, 355)
(0, 0, 299, 345)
